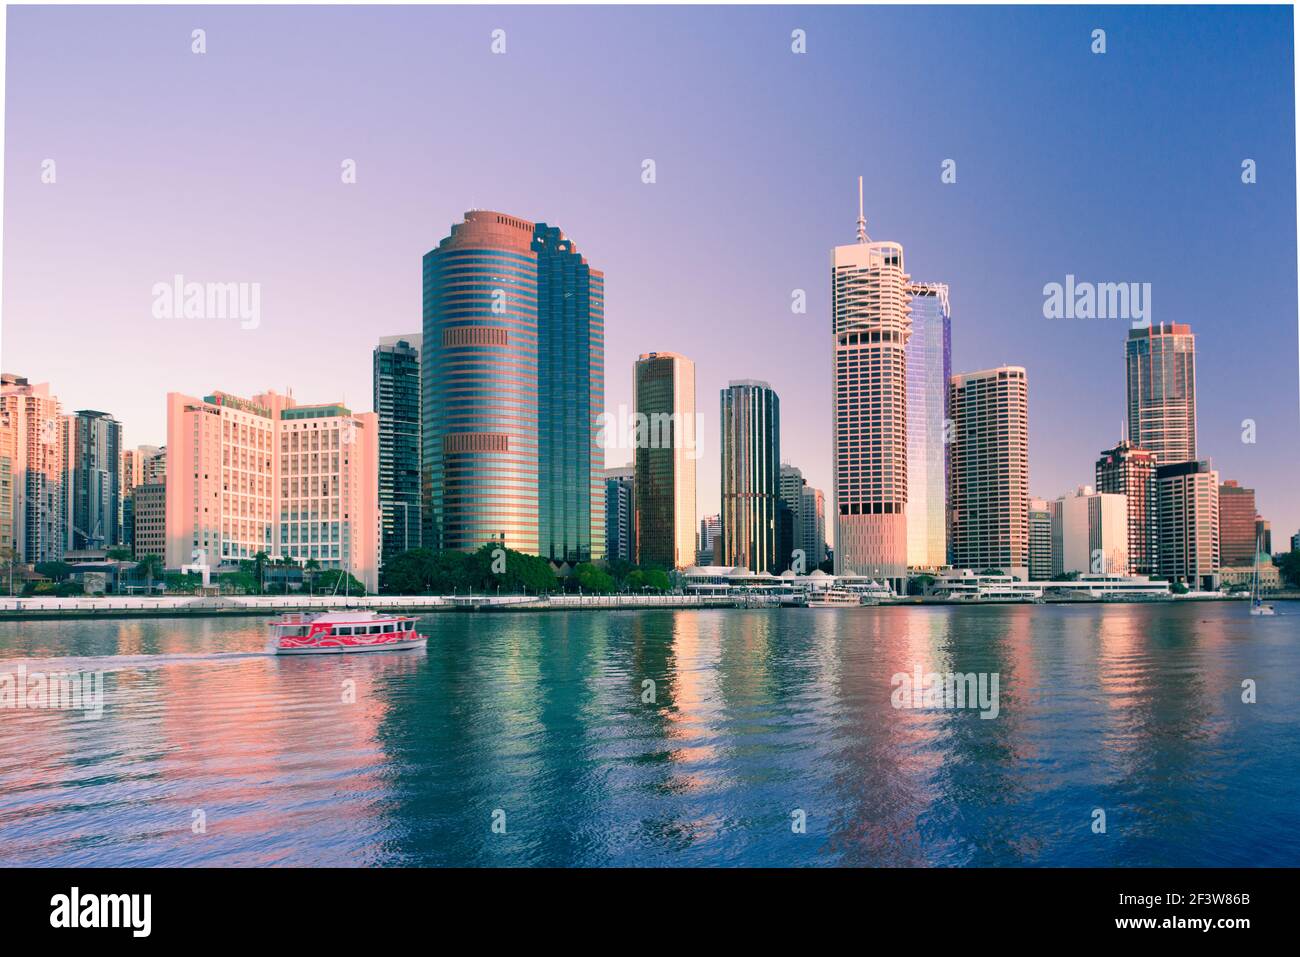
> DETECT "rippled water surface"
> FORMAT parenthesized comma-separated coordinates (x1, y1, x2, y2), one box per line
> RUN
(1, 604, 1297, 866)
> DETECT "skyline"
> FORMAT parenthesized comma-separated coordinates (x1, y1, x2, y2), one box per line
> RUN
(3, 5, 1298, 537)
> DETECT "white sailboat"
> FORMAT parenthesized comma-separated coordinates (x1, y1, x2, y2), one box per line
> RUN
(1249, 536, 1276, 616)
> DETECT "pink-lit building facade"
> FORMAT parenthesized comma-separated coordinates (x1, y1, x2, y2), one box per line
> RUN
(165, 390, 380, 591)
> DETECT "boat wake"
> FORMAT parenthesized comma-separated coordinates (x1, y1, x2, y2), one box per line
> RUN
(0, 651, 272, 674)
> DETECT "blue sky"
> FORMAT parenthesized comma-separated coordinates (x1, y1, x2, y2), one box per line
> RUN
(3, 4, 1297, 537)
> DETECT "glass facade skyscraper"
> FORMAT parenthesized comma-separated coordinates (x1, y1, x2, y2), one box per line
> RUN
(719, 380, 780, 573)
(534, 224, 605, 563)
(633, 352, 696, 569)
(1126, 322, 1197, 465)
(373, 335, 422, 561)
(422, 211, 604, 559)
(69, 409, 122, 550)
(904, 282, 951, 569)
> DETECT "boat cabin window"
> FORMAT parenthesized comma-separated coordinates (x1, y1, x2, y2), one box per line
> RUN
(370, 625, 382, 634)
(281, 626, 309, 637)
(336, 627, 352, 636)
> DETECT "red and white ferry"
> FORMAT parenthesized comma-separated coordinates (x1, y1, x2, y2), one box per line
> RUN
(269, 611, 427, 655)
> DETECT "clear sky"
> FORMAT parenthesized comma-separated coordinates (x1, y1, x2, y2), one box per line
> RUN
(3, 5, 1297, 540)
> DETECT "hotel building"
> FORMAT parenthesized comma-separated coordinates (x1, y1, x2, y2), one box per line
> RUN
(633, 351, 697, 569)
(948, 367, 1030, 580)
(719, 380, 781, 572)
(0, 374, 69, 564)
(1095, 439, 1158, 574)
(832, 180, 911, 590)
(904, 281, 951, 568)
(1156, 459, 1219, 591)
(374, 335, 423, 560)
(422, 211, 604, 562)
(165, 390, 380, 591)
(1126, 323, 1197, 464)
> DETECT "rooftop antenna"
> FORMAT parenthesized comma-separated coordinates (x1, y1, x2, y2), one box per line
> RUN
(856, 175, 869, 244)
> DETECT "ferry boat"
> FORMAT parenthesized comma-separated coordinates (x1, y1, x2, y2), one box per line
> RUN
(269, 611, 427, 655)
(806, 588, 862, 608)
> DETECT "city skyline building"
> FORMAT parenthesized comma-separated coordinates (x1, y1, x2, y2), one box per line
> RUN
(697, 512, 721, 565)
(132, 481, 165, 560)
(948, 366, 1030, 580)
(1126, 322, 1197, 465)
(421, 210, 604, 562)
(68, 409, 123, 551)
(719, 379, 780, 573)
(164, 389, 380, 590)
(633, 351, 697, 569)
(1095, 439, 1158, 574)
(1218, 479, 1258, 569)
(904, 280, 951, 568)
(0, 374, 68, 564)
(1156, 459, 1220, 591)
(832, 178, 912, 591)
(603, 466, 634, 564)
(800, 484, 827, 570)
(1029, 496, 1052, 580)
(1053, 485, 1130, 576)
(374, 335, 423, 561)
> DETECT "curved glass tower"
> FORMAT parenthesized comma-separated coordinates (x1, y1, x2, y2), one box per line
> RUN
(423, 211, 540, 554)
(719, 380, 780, 572)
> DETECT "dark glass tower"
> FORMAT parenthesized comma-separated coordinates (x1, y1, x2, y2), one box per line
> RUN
(719, 380, 780, 572)
(69, 409, 122, 550)
(533, 223, 605, 564)
(374, 336, 422, 560)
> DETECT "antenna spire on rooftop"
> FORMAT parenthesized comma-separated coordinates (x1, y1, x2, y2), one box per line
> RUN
(856, 175, 869, 243)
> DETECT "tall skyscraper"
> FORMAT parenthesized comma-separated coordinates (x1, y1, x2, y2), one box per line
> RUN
(1156, 460, 1219, 591)
(68, 410, 123, 551)
(1095, 439, 1158, 574)
(1217, 480, 1258, 568)
(535, 223, 606, 564)
(422, 210, 604, 561)
(0, 374, 68, 564)
(905, 281, 951, 568)
(948, 367, 1030, 579)
(1028, 497, 1052, 580)
(374, 335, 423, 561)
(1052, 486, 1129, 576)
(719, 380, 780, 572)
(165, 390, 380, 590)
(604, 466, 634, 564)
(633, 351, 696, 569)
(1256, 518, 1272, 556)
(1126, 322, 1197, 464)
(832, 179, 911, 590)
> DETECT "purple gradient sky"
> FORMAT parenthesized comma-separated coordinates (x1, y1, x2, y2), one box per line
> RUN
(4, 5, 1298, 539)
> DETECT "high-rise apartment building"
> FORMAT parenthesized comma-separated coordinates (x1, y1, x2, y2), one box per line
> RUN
(165, 390, 380, 591)
(1029, 497, 1052, 580)
(948, 367, 1030, 579)
(604, 466, 634, 564)
(121, 444, 162, 550)
(1052, 486, 1129, 576)
(633, 352, 697, 569)
(374, 335, 423, 561)
(1095, 439, 1158, 574)
(1156, 459, 1219, 591)
(68, 410, 123, 551)
(832, 180, 911, 590)
(133, 482, 166, 560)
(905, 281, 951, 568)
(697, 513, 721, 565)
(1218, 480, 1258, 568)
(0, 374, 69, 564)
(1126, 322, 1196, 464)
(422, 210, 604, 562)
(719, 380, 780, 572)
